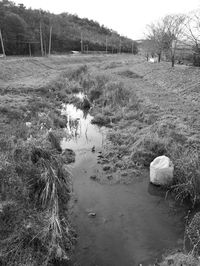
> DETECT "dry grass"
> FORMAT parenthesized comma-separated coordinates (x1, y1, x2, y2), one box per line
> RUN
(158, 252, 200, 266)
(2, 54, 200, 263)
(0, 131, 73, 265)
(186, 212, 200, 255)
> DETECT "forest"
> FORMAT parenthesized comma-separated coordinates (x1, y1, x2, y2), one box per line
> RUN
(0, 0, 138, 56)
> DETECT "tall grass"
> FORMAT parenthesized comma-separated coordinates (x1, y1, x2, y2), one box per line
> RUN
(171, 147, 200, 206)
(0, 131, 73, 265)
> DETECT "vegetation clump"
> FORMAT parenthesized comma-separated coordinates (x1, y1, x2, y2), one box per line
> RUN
(158, 252, 200, 266)
(0, 131, 74, 265)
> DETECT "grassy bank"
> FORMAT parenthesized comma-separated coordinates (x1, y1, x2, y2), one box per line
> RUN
(0, 63, 92, 265)
(66, 60, 200, 263)
(1, 55, 200, 264)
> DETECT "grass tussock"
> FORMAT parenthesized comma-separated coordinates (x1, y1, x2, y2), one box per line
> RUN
(158, 252, 200, 266)
(104, 81, 130, 107)
(171, 148, 200, 205)
(67, 65, 88, 81)
(118, 70, 143, 79)
(131, 133, 168, 167)
(91, 113, 111, 126)
(0, 125, 74, 265)
(186, 212, 200, 255)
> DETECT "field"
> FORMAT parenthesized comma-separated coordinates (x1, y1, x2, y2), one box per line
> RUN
(1, 54, 200, 265)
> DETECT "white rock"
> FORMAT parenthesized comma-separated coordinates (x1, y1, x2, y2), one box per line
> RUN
(150, 155, 174, 186)
(25, 122, 32, 127)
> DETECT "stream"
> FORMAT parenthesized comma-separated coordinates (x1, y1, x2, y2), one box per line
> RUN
(61, 100, 187, 266)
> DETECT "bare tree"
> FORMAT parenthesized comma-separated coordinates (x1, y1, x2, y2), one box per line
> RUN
(146, 21, 167, 62)
(162, 14, 186, 67)
(146, 14, 185, 66)
(184, 10, 200, 47)
(183, 10, 200, 66)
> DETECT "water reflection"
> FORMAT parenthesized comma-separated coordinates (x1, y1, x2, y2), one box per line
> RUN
(61, 104, 105, 151)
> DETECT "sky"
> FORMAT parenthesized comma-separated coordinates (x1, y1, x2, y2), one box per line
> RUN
(13, 0, 200, 40)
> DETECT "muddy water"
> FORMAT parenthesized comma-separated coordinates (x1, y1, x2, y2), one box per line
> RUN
(61, 103, 187, 266)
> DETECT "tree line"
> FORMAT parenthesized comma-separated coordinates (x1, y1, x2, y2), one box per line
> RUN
(0, 0, 138, 56)
(143, 10, 200, 67)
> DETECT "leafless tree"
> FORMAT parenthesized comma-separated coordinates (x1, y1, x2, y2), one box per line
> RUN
(146, 21, 167, 62)
(146, 14, 185, 67)
(184, 10, 200, 49)
(162, 14, 186, 67)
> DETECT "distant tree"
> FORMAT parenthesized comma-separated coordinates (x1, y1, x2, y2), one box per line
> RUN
(0, 0, 135, 55)
(184, 10, 200, 47)
(146, 21, 168, 62)
(162, 14, 186, 67)
(3, 11, 28, 54)
(184, 10, 200, 65)
(140, 39, 155, 60)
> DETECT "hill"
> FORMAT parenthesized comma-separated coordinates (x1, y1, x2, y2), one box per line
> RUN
(0, 0, 138, 56)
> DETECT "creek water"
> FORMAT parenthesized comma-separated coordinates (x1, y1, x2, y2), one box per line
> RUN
(61, 102, 187, 266)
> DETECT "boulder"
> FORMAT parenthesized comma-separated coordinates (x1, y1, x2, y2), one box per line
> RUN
(150, 155, 174, 186)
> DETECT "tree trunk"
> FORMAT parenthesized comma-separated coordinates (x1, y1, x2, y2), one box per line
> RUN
(171, 55, 175, 67)
(158, 52, 161, 63)
(40, 21, 44, 56)
(48, 25, 52, 56)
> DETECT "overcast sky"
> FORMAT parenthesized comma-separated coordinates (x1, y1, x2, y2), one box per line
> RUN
(13, 0, 200, 39)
